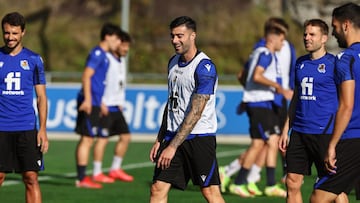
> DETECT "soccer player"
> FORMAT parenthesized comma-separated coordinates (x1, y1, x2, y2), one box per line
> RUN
(0, 12, 49, 203)
(220, 17, 296, 194)
(149, 16, 225, 203)
(310, 3, 360, 203)
(74, 23, 122, 189)
(279, 18, 348, 203)
(92, 30, 134, 183)
(227, 20, 291, 198)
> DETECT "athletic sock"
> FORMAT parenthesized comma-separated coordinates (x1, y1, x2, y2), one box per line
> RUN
(77, 165, 86, 181)
(110, 156, 123, 170)
(266, 167, 276, 186)
(93, 161, 102, 176)
(225, 159, 241, 177)
(234, 167, 250, 185)
(247, 164, 261, 183)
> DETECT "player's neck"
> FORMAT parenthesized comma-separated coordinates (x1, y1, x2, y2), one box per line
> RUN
(181, 46, 197, 63)
(310, 49, 326, 60)
(346, 30, 360, 47)
(4, 44, 23, 56)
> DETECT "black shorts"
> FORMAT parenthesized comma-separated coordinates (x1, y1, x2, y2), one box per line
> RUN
(152, 136, 221, 190)
(0, 130, 44, 173)
(286, 131, 331, 177)
(75, 106, 101, 137)
(314, 138, 360, 195)
(246, 107, 280, 140)
(99, 108, 130, 137)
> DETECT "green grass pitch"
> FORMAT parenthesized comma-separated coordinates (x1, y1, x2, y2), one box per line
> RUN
(1, 138, 357, 202)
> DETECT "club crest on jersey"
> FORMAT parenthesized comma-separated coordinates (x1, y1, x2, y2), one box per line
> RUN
(317, 64, 326, 73)
(20, 60, 30, 70)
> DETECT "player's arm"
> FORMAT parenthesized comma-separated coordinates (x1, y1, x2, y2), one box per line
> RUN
(325, 80, 354, 173)
(79, 67, 94, 114)
(279, 87, 298, 152)
(253, 65, 282, 92)
(157, 103, 168, 142)
(169, 93, 209, 148)
(150, 103, 168, 162)
(35, 84, 49, 153)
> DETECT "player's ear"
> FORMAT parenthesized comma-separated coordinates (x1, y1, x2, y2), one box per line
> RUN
(190, 31, 196, 41)
(321, 34, 328, 44)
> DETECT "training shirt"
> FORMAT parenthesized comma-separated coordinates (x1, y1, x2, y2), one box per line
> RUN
(102, 52, 126, 108)
(253, 38, 296, 90)
(165, 51, 218, 140)
(0, 47, 46, 131)
(335, 42, 360, 139)
(242, 47, 280, 108)
(292, 53, 337, 134)
(78, 46, 109, 107)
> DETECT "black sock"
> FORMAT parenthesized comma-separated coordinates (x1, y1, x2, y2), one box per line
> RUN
(266, 167, 276, 186)
(234, 167, 250, 185)
(77, 165, 86, 181)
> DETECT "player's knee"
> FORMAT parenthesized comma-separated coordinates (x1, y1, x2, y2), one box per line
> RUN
(150, 181, 167, 197)
(121, 134, 131, 143)
(201, 186, 223, 203)
(286, 175, 302, 191)
(22, 172, 39, 186)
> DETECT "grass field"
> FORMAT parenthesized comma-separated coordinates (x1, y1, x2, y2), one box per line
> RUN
(1, 137, 358, 202)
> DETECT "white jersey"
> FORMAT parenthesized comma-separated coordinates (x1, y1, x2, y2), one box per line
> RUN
(167, 52, 217, 134)
(102, 53, 126, 106)
(277, 40, 291, 89)
(242, 47, 279, 103)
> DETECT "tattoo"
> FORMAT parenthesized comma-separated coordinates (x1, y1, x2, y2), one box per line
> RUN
(170, 93, 210, 148)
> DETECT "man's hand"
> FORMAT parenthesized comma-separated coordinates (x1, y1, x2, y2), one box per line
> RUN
(37, 129, 49, 153)
(156, 145, 176, 170)
(149, 141, 160, 163)
(324, 147, 337, 174)
(278, 132, 288, 153)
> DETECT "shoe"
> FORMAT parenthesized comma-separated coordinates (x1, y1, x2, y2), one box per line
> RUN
(93, 173, 115, 183)
(109, 169, 134, 182)
(264, 184, 287, 198)
(76, 176, 102, 189)
(247, 182, 263, 196)
(219, 166, 230, 193)
(228, 184, 254, 198)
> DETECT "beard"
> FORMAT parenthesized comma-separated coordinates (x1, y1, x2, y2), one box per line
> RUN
(337, 38, 347, 48)
(334, 31, 347, 48)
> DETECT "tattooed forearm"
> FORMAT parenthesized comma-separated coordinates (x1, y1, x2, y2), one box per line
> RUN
(169, 94, 210, 148)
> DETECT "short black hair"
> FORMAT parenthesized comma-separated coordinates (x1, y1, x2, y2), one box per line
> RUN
(2, 12, 26, 31)
(169, 16, 196, 32)
(333, 2, 360, 28)
(120, 30, 132, 43)
(100, 23, 122, 41)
